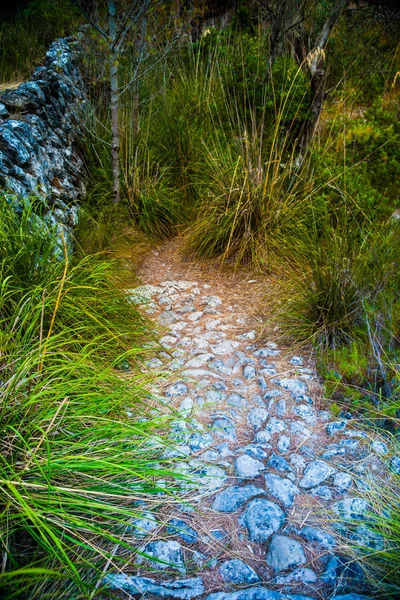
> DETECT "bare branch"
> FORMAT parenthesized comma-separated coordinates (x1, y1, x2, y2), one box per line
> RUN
(72, 0, 108, 39)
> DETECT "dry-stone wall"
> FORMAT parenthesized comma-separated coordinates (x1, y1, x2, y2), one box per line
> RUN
(0, 37, 86, 243)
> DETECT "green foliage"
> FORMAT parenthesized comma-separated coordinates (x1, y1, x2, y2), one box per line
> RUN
(0, 0, 81, 82)
(0, 194, 181, 598)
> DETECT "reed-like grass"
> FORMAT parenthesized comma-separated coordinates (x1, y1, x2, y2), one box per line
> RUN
(0, 195, 182, 599)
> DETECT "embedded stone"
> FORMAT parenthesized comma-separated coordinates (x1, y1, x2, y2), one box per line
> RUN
(267, 454, 293, 474)
(333, 472, 352, 492)
(273, 567, 317, 584)
(326, 421, 347, 436)
(142, 540, 185, 572)
(298, 526, 336, 550)
(188, 432, 214, 452)
(239, 444, 270, 460)
(264, 389, 283, 399)
(332, 498, 370, 521)
(104, 574, 205, 598)
(265, 474, 299, 507)
(167, 519, 198, 545)
(235, 454, 265, 479)
(243, 365, 256, 380)
(266, 535, 306, 573)
(218, 559, 260, 584)
(227, 393, 248, 408)
(165, 382, 189, 397)
(247, 408, 269, 430)
(211, 341, 240, 356)
(130, 511, 158, 537)
(309, 485, 332, 500)
(277, 435, 291, 453)
(212, 485, 266, 512)
(242, 498, 286, 542)
(271, 378, 308, 397)
(212, 417, 236, 441)
(264, 417, 286, 435)
(299, 460, 337, 489)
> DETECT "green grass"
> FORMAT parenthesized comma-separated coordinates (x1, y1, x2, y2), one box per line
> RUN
(0, 194, 183, 599)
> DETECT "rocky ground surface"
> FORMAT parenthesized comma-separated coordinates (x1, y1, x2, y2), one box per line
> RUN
(104, 242, 397, 600)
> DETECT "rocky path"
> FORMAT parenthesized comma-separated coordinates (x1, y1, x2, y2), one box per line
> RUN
(105, 242, 391, 600)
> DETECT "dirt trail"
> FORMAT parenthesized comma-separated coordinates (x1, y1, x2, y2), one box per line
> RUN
(106, 240, 383, 600)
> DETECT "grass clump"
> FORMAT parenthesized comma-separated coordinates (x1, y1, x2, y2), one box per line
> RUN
(0, 195, 181, 599)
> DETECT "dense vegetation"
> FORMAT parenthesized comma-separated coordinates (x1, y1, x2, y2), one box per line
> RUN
(0, 0, 399, 598)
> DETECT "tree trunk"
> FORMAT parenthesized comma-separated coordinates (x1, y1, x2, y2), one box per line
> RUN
(298, 0, 349, 154)
(108, 0, 120, 205)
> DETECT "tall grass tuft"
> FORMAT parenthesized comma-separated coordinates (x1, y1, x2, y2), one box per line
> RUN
(0, 195, 180, 599)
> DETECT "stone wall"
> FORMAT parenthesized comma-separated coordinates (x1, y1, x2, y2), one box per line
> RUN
(0, 37, 86, 232)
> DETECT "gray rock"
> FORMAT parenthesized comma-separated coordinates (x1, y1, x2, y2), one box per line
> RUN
(299, 460, 336, 488)
(273, 567, 317, 584)
(254, 347, 280, 358)
(267, 453, 293, 474)
(289, 454, 306, 473)
(266, 535, 306, 573)
(265, 474, 299, 507)
(167, 519, 198, 545)
(212, 417, 236, 441)
(142, 540, 185, 572)
(264, 389, 283, 399)
(271, 378, 308, 397)
(258, 377, 267, 390)
(391, 456, 400, 474)
(227, 393, 248, 408)
(195, 465, 227, 491)
(130, 512, 158, 537)
(247, 408, 269, 430)
(165, 382, 189, 397)
(275, 399, 287, 417)
(188, 432, 214, 452)
(350, 525, 384, 551)
(296, 394, 313, 405)
(332, 498, 370, 521)
(242, 498, 286, 542)
(206, 390, 224, 404)
(298, 526, 336, 549)
(213, 380, 227, 391)
(212, 485, 266, 512)
(309, 485, 332, 500)
(254, 429, 272, 443)
(321, 555, 366, 590)
(252, 394, 269, 409)
(209, 360, 232, 375)
(290, 421, 312, 438)
(104, 574, 205, 598)
(211, 341, 239, 355)
(293, 404, 316, 423)
(264, 417, 286, 435)
(239, 444, 270, 460)
(219, 559, 260, 584)
(277, 435, 291, 453)
(235, 454, 265, 479)
(333, 472, 352, 492)
(371, 440, 388, 455)
(243, 365, 256, 380)
(289, 356, 303, 366)
(326, 421, 347, 436)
